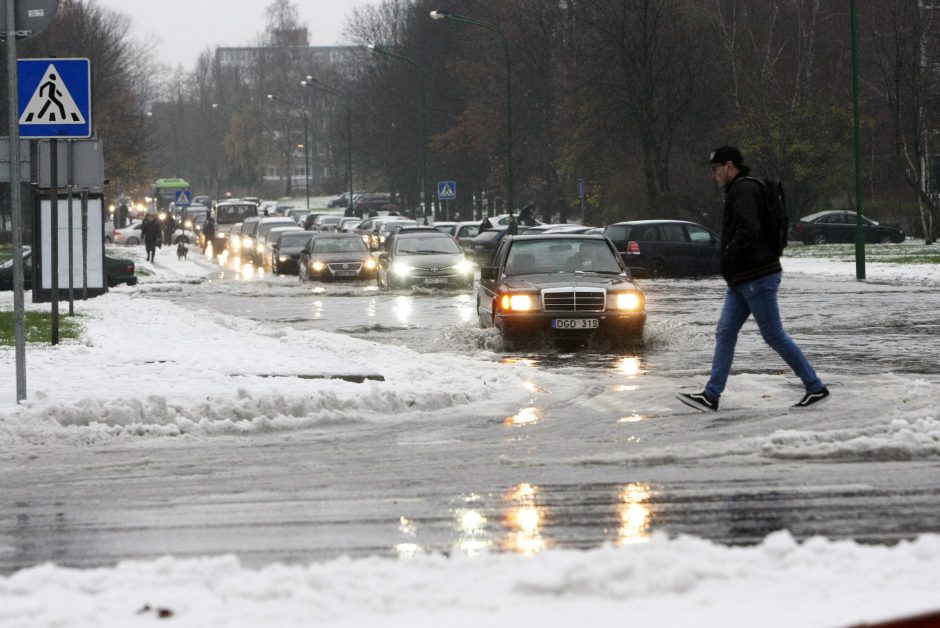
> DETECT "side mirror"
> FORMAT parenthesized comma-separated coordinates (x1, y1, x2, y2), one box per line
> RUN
(480, 266, 498, 281)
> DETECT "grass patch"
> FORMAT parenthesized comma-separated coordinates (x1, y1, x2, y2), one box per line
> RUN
(785, 242, 940, 264)
(0, 244, 11, 264)
(0, 310, 82, 345)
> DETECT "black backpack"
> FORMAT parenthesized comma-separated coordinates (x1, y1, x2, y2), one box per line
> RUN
(744, 177, 788, 257)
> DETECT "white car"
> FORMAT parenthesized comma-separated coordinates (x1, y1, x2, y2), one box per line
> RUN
(112, 220, 197, 246)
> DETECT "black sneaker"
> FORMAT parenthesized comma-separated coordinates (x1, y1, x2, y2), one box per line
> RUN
(793, 387, 830, 408)
(676, 391, 719, 412)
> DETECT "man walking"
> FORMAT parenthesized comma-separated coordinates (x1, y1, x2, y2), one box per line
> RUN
(677, 146, 829, 412)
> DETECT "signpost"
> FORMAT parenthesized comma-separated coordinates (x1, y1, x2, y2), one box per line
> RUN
(577, 178, 585, 225)
(438, 181, 456, 220)
(3, 0, 61, 403)
(175, 189, 192, 207)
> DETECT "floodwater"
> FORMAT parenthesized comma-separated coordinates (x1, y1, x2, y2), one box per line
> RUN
(2, 260, 939, 572)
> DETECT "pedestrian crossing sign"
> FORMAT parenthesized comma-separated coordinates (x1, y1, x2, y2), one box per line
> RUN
(437, 180, 457, 201)
(17, 58, 92, 139)
(175, 190, 192, 207)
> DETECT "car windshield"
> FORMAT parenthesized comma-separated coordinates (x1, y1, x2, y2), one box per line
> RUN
(216, 205, 257, 224)
(395, 237, 461, 256)
(277, 232, 314, 247)
(312, 237, 368, 253)
(258, 221, 295, 237)
(505, 239, 622, 275)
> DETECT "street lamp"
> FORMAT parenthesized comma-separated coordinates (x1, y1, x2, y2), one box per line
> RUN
(368, 44, 431, 223)
(301, 76, 354, 214)
(266, 94, 310, 209)
(430, 9, 513, 213)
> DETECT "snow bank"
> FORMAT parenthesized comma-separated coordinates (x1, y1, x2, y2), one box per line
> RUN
(1, 531, 938, 628)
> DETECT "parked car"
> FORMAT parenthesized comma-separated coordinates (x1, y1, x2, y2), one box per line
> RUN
(466, 227, 510, 267)
(210, 200, 258, 253)
(376, 231, 475, 290)
(269, 229, 316, 275)
(328, 191, 364, 208)
(793, 210, 906, 245)
(347, 193, 400, 218)
(476, 233, 646, 347)
(604, 219, 720, 278)
(112, 219, 196, 246)
(0, 249, 137, 290)
(298, 232, 378, 282)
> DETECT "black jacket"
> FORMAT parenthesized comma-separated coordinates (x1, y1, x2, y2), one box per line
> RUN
(719, 173, 782, 285)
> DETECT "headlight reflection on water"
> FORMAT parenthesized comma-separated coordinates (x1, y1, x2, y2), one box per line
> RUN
(616, 483, 653, 545)
(502, 483, 548, 556)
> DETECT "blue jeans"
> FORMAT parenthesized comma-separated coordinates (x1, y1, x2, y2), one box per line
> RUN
(704, 272, 823, 401)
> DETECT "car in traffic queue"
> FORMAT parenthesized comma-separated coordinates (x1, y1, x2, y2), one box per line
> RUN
(452, 221, 483, 250)
(793, 210, 906, 245)
(284, 208, 310, 225)
(376, 231, 475, 290)
(251, 217, 297, 265)
(312, 214, 343, 231)
(225, 222, 244, 257)
(466, 227, 510, 267)
(298, 232, 378, 282)
(260, 225, 304, 271)
(338, 217, 361, 232)
(269, 229, 316, 275)
(356, 217, 417, 250)
(603, 219, 720, 278)
(431, 221, 457, 235)
(238, 216, 263, 260)
(0, 248, 138, 290)
(476, 233, 646, 348)
(210, 200, 258, 254)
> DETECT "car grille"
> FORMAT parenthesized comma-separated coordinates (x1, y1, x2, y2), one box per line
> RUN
(328, 262, 363, 272)
(412, 264, 456, 277)
(541, 287, 606, 312)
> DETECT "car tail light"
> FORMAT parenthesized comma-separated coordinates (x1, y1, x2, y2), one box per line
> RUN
(125, 264, 134, 273)
(627, 241, 641, 255)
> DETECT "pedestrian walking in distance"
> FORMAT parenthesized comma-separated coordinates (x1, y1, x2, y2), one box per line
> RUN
(677, 146, 829, 412)
(141, 213, 162, 263)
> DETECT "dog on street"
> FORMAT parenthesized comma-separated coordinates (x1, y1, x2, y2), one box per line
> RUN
(176, 242, 189, 261)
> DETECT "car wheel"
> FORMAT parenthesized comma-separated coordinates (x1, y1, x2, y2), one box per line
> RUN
(812, 232, 827, 245)
(127, 237, 140, 246)
(879, 234, 892, 244)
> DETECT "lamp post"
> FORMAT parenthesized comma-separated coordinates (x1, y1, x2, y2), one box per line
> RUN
(849, 0, 865, 280)
(301, 76, 354, 214)
(266, 94, 310, 209)
(430, 9, 513, 214)
(368, 44, 431, 223)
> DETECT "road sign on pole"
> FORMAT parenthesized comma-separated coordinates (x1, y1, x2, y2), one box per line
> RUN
(17, 58, 91, 139)
(0, 0, 58, 40)
(175, 189, 192, 207)
(437, 180, 456, 201)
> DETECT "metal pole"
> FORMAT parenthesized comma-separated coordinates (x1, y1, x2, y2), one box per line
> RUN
(346, 98, 353, 212)
(67, 141, 74, 315)
(50, 138, 59, 345)
(850, 0, 866, 280)
(430, 11, 513, 213)
(369, 47, 431, 222)
(81, 188, 88, 300)
(302, 110, 310, 209)
(5, 0, 26, 401)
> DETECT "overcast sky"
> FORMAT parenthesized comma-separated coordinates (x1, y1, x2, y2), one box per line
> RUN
(97, 0, 378, 70)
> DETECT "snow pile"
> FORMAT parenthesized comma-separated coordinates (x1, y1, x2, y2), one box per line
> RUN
(0, 248, 574, 444)
(1, 531, 938, 628)
(762, 417, 940, 461)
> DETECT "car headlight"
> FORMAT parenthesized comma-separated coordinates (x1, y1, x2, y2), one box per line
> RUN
(364, 257, 377, 270)
(456, 259, 474, 274)
(615, 293, 643, 310)
(311, 261, 325, 272)
(256, 243, 264, 252)
(391, 261, 413, 277)
(242, 239, 252, 249)
(379, 235, 387, 243)
(230, 236, 241, 247)
(184, 220, 193, 229)
(217, 232, 227, 238)
(501, 294, 533, 311)
(278, 255, 288, 262)
(361, 235, 370, 243)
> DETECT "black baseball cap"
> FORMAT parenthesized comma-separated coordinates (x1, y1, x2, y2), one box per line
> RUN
(708, 145, 744, 166)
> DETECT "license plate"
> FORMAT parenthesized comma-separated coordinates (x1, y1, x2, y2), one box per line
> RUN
(552, 318, 599, 329)
(333, 270, 358, 277)
(423, 277, 449, 285)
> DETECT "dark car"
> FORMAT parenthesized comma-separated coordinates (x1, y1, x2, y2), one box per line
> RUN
(793, 210, 906, 245)
(376, 232, 475, 290)
(298, 232, 378, 282)
(466, 227, 510, 267)
(270, 230, 316, 275)
(477, 234, 646, 347)
(604, 220, 720, 278)
(346, 193, 400, 218)
(0, 250, 137, 290)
